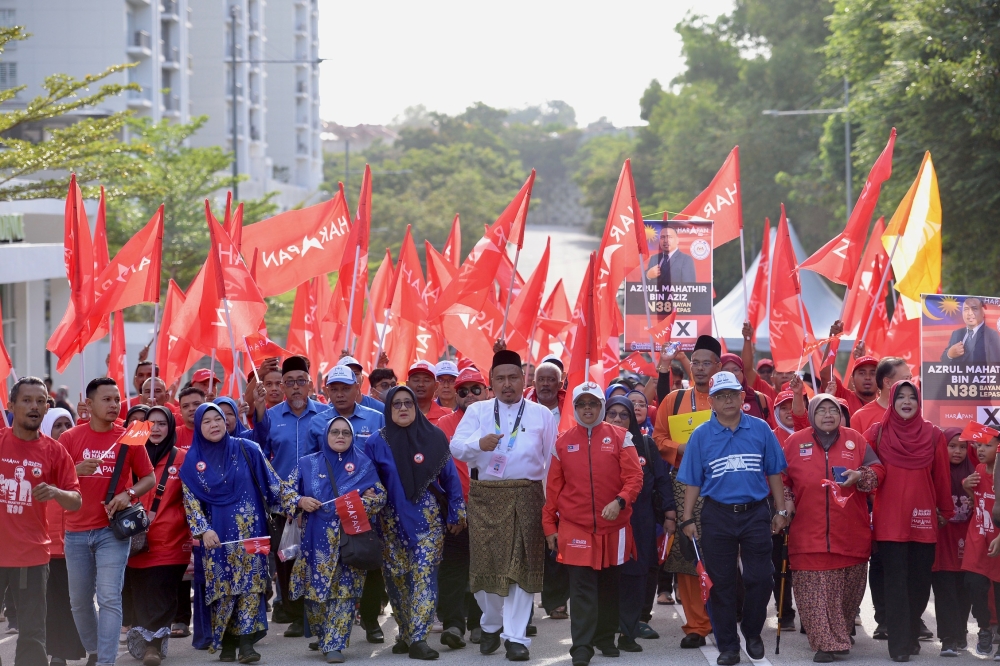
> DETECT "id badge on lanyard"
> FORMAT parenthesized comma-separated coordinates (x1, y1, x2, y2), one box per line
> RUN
(486, 400, 525, 477)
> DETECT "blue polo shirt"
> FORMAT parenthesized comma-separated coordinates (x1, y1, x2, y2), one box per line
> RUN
(264, 398, 325, 481)
(677, 412, 787, 504)
(360, 394, 385, 413)
(307, 402, 385, 455)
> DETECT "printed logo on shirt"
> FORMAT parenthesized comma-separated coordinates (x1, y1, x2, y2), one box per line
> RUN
(31, 468, 41, 478)
(639, 456, 647, 466)
(602, 437, 612, 444)
(0, 462, 36, 513)
(911, 508, 934, 530)
(413, 453, 425, 464)
(568, 538, 589, 549)
(168, 466, 178, 475)
(845, 440, 856, 450)
(742, 404, 751, 412)
(196, 461, 207, 472)
(358, 427, 371, 437)
(567, 444, 580, 453)
(345, 463, 355, 473)
(81, 448, 117, 475)
(708, 453, 763, 479)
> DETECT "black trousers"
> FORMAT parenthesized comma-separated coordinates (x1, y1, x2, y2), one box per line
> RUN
(174, 580, 192, 625)
(878, 541, 935, 659)
(541, 550, 570, 614)
(1, 564, 49, 666)
(436, 529, 481, 634)
(771, 533, 794, 620)
(700, 500, 774, 654)
(359, 568, 388, 629)
(932, 570, 970, 644)
(270, 514, 303, 619)
(45, 558, 85, 661)
(567, 565, 620, 658)
(618, 572, 646, 639)
(870, 545, 886, 626)
(965, 572, 1000, 632)
(128, 564, 187, 636)
(641, 565, 659, 622)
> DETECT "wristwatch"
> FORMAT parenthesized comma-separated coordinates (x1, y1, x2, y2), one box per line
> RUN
(126, 488, 136, 501)
(776, 509, 789, 518)
(615, 496, 626, 510)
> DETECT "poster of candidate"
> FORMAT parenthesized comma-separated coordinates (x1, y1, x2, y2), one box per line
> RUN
(921, 293, 1000, 428)
(624, 220, 713, 352)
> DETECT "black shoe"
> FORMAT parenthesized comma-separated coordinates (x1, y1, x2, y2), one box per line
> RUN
(979, 630, 995, 657)
(832, 649, 849, 656)
(909, 643, 920, 655)
(271, 604, 293, 624)
(309, 641, 320, 651)
(526, 624, 537, 637)
(617, 636, 642, 652)
(636, 622, 659, 639)
(940, 640, 959, 657)
(745, 635, 764, 660)
(392, 640, 410, 654)
(219, 647, 236, 663)
(813, 652, 834, 663)
(408, 640, 439, 660)
(779, 617, 795, 631)
(50, 659, 67, 666)
(440, 627, 466, 649)
(470, 628, 482, 644)
(919, 620, 933, 641)
(85, 656, 98, 666)
(891, 656, 909, 663)
(873, 624, 888, 640)
(480, 629, 502, 655)
(570, 647, 593, 666)
(681, 633, 707, 649)
(237, 637, 260, 664)
(283, 619, 304, 637)
(717, 650, 741, 665)
(367, 627, 385, 644)
(595, 643, 620, 657)
(504, 640, 529, 661)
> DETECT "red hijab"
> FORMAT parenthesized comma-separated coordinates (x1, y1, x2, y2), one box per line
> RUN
(866, 380, 939, 470)
(720, 353, 767, 421)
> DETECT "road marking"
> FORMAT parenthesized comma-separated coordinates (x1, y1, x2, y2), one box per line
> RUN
(673, 589, 773, 666)
(0, 635, 16, 646)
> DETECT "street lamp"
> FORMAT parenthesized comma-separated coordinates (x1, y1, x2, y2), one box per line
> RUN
(763, 77, 852, 220)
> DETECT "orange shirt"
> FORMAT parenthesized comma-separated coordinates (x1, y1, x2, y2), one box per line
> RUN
(651, 387, 712, 467)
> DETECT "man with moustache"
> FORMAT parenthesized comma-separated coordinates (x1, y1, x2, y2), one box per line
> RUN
(407, 361, 451, 425)
(941, 296, 1000, 365)
(645, 226, 696, 321)
(451, 350, 558, 661)
(525, 363, 566, 421)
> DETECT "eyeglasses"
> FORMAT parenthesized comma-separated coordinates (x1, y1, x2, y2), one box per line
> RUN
(606, 409, 630, 421)
(391, 400, 415, 410)
(457, 385, 484, 398)
(328, 429, 353, 438)
(711, 391, 741, 403)
(284, 379, 309, 388)
(814, 406, 841, 416)
(576, 401, 602, 410)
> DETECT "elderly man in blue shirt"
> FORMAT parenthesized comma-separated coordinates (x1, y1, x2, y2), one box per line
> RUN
(337, 355, 386, 412)
(678, 371, 790, 666)
(263, 355, 325, 635)
(308, 366, 385, 453)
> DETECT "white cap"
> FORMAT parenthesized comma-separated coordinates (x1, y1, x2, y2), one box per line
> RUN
(325, 366, 357, 386)
(708, 371, 743, 396)
(541, 353, 564, 371)
(337, 356, 363, 371)
(572, 382, 605, 404)
(435, 360, 459, 378)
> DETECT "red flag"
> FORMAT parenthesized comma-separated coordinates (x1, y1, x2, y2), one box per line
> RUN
(285, 281, 318, 363)
(496, 249, 525, 310)
(355, 250, 394, 374)
(428, 171, 535, 320)
(326, 166, 371, 338)
(769, 206, 807, 372)
(91, 205, 164, 313)
(800, 129, 896, 286)
(443, 214, 462, 269)
(961, 421, 1000, 444)
(507, 238, 550, 344)
(93, 187, 111, 281)
(882, 306, 920, 376)
(674, 147, 742, 248)
(241, 537, 270, 555)
(746, 218, 771, 341)
(243, 331, 289, 365)
(65, 174, 95, 316)
(157, 280, 202, 388)
(559, 253, 599, 433)
(649, 310, 677, 346)
(595, 161, 644, 357)
(842, 217, 891, 345)
(107, 312, 128, 400)
(241, 185, 352, 297)
(620, 352, 656, 377)
(334, 490, 373, 534)
(117, 420, 152, 447)
(696, 559, 714, 604)
(425, 241, 458, 296)
(820, 479, 854, 508)
(396, 226, 427, 328)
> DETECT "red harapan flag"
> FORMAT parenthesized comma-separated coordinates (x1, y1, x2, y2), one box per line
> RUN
(334, 490, 373, 534)
(443, 214, 462, 269)
(674, 146, 743, 248)
(508, 237, 550, 348)
(241, 537, 270, 555)
(107, 311, 128, 399)
(768, 205, 807, 372)
(746, 219, 771, 342)
(157, 280, 202, 388)
(326, 166, 372, 338)
(559, 253, 599, 433)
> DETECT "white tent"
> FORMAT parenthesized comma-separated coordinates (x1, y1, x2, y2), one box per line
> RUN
(714, 221, 850, 352)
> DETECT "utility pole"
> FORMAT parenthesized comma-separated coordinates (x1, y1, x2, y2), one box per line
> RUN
(230, 4, 239, 201)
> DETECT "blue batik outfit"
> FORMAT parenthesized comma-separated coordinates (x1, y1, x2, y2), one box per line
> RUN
(179, 404, 290, 652)
(287, 417, 386, 654)
(364, 387, 466, 647)
(213, 396, 271, 447)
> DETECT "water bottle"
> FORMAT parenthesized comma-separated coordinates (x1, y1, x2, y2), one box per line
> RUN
(664, 341, 681, 356)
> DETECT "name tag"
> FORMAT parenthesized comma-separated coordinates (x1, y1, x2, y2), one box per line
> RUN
(485, 453, 508, 477)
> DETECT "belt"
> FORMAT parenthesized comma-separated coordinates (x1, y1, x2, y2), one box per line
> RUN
(705, 497, 766, 513)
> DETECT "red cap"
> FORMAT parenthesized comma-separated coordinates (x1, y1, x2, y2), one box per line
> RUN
(756, 358, 774, 371)
(407, 360, 436, 379)
(192, 369, 218, 383)
(455, 368, 486, 387)
(457, 358, 476, 371)
(854, 356, 878, 369)
(774, 391, 793, 406)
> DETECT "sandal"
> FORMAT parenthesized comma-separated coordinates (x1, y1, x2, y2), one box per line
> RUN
(171, 623, 191, 638)
(657, 592, 675, 605)
(549, 606, 569, 620)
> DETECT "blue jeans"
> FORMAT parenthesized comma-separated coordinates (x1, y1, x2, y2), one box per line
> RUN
(65, 528, 131, 666)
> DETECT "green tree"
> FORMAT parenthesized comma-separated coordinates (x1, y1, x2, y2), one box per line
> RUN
(0, 26, 150, 199)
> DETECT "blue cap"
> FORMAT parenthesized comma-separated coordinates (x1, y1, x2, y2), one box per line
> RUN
(326, 366, 357, 385)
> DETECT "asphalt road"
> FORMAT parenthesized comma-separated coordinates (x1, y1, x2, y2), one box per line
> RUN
(1, 585, 982, 666)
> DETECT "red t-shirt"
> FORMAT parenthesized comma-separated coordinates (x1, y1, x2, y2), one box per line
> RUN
(176, 424, 194, 451)
(0, 430, 80, 567)
(128, 448, 192, 568)
(425, 402, 452, 426)
(435, 409, 470, 500)
(851, 400, 886, 438)
(962, 465, 1000, 581)
(59, 424, 154, 532)
(935, 489, 972, 573)
(46, 500, 68, 558)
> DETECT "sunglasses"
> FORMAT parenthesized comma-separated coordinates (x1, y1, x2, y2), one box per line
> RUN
(391, 400, 415, 410)
(328, 428, 353, 438)
(457, 385, 484, 398)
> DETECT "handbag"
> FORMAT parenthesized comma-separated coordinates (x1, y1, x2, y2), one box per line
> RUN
(106, 445, 150, 541)
(129, 448, 177, 557)
(324, 459, 383, 571)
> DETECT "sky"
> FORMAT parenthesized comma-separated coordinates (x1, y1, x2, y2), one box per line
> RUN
(317, 0, 735, 129)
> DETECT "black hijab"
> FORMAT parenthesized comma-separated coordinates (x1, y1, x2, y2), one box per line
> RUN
(145, 406, 177, 467)
(606, 396, 653, 474)
(382, 385, 451, 504)
(126, 404, 151, 425)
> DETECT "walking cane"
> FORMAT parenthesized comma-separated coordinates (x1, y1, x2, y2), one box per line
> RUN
(775, 530, 789, 654)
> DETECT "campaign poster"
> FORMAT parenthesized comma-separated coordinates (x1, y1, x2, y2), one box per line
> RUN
(624, 220, 713, 352)
(921, 294, 1000, 428)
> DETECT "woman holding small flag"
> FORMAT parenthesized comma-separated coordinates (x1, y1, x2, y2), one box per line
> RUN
(781, 394, 883, 663)
(363, 386, 466, 660)
(180, 403, 288, 663)
(286, 416, 387, 664)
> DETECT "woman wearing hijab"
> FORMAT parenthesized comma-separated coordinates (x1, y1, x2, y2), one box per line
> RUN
(864, 380, 953, 662)
(364, 386, 466, 660)
(719, 353, 776, 428)
(40, 408, 87, 666)
(782, 394, 884, 662)
(625, 391, 654, 437)
(212, 397, 269, 447)
(604, 396, 675, 652)
(180, 403, 289, 663)
(125, 406, 190, 666)
(932, 427, 975, 656)
(287, 416, 387, 663)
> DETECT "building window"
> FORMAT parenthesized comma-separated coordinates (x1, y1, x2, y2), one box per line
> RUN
(0, 62, 17, 90)
(0, 10, 15, 50)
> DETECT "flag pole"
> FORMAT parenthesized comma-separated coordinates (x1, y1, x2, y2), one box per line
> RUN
(343, 245, 361, 353)
(243, 336, 260, 383)
(795, 293, 819, 393)
(860, 234, 901, 344)
(499, 244, 522, 342)
(149, 300, 160, 403)
(221, 298, 241, 393)
(208, 349, 216, 396)
(375, 307, 391, 365)
(121, 314, 132, 406)
(739, 227, 749, 320)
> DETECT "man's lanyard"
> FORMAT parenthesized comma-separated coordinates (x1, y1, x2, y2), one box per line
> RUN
(691, 390, 698, 412)
(494, 399, 526, 452)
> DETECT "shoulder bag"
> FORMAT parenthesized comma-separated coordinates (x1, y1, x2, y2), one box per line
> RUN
(324, 459, 383, 571)
(106, 445, 151, 541)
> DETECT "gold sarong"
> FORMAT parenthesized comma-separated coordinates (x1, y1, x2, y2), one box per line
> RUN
(468, 478, 545, 596)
